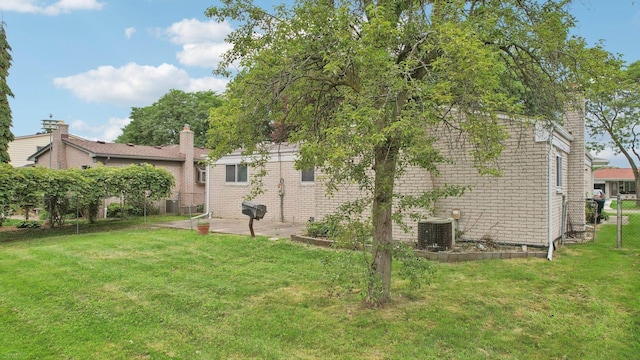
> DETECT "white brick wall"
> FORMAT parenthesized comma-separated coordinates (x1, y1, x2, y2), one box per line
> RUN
(210, 161, 317, 222)
(209, 112, 587, 246)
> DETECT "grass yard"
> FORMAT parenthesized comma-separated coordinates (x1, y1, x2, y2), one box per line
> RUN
(0, 217, 638, 359)
(609, 200, 640, 210)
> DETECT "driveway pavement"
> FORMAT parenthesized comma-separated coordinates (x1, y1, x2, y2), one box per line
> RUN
(160, 217, 306, 239)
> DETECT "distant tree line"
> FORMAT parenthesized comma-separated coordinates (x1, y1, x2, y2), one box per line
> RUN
(117, 89, 223, 148)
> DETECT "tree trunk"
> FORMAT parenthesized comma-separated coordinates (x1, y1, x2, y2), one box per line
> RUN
(369, 143, 398, 306)
(636, 177, 640, 208)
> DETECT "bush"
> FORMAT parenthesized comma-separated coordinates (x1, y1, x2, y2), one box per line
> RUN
(306, 218, 341, 238)
(106, 203, 132, 218)
(17, 220, 41, 229)
(107, 201, 158, 218)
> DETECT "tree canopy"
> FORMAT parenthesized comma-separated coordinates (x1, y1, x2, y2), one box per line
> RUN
(586, 58, 640, 201)
(206, 0, 599, 305)
(0, 21, 14, 163)
(117, 89, 223, 147)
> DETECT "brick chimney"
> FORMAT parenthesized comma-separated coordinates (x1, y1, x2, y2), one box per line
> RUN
(51, 121, 69, 169)
(564, 97, 587, 202)
(180, 124, 195, 206)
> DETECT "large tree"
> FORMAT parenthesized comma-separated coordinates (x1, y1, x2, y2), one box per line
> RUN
(586, 59, 640, 202)
(0, 21, 14, 163)
(206, 0, 593, 305)
(117, 89, 223, 147)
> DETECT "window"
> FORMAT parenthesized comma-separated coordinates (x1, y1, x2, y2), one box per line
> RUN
(196, 166, 206, 183)
(301, 168, 314, 182)
(555, 155, 563, 187)
(618, 180, 637, 194)
(225, 164, 248, 183)
(81, 165, 91, 170)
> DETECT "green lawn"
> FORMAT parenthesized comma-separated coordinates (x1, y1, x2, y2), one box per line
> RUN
(0, 217, 638, 359)
(609, 200, 640, 210)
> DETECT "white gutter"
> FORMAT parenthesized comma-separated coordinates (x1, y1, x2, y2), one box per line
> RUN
(547, 123, 554, 261)
(204, 155, 211, 219)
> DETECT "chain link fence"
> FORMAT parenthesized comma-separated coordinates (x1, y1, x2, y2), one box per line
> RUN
(5, 191, 207, 224)
(163, 191, 206, 216)
(563, 199, 599, 243)
(562, 195, 639, 248)
(611, 196, 639, 249)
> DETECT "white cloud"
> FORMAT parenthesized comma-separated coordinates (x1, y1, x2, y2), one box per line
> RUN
(176, 42, 233, 68)
(590, 149, 631, 168)
(53, 62, 229, 107)
(165, 19, 232, 44)
(185, 77, 229, 93)
(124, 27, 136, 39)
(0, 0, 104, 15)
(161, 19, 234, 69)
(71, 117, 132, 142)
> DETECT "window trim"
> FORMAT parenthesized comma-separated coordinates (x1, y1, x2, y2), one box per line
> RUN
(196, 166, 206, 183)
(301, 168, 315, 183)
(225, 164, 248, 184)
(555, 155, 563, 188)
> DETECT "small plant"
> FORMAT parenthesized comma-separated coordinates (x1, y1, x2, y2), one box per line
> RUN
(585, 202, 597, 223)
(107, 203, 132, 218)
(394, 241, 437, 289)
(17, 220, 41, 229)
(305, 217, 341, 238)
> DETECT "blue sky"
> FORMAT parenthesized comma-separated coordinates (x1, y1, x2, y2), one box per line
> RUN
(2, 0, 640, 166)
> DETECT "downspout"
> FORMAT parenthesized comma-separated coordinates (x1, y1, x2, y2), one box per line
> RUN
(278, 144, 284, 223)
(205, 161, 211, 219)
(547, 123, 555, 261)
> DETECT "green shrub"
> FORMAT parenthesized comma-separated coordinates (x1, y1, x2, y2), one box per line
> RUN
(17, 220, 41, 229)
(106, 203, 132, 218)
(306, 218, 341, 238)
(107, 202, 158, 218)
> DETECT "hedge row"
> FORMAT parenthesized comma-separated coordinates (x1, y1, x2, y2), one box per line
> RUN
(0, 163, 175, 227)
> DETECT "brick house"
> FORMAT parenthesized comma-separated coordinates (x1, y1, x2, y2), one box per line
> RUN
(27, 122, 209, 213)
(593, 168, 637, 199)
(208, 108, 592, 248)
(8, 133, 82, 168)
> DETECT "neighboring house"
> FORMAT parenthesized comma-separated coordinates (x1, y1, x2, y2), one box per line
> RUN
(7, 132, 81, 168)
(593, 168, 637, 199)
(208, 108, 592, 248)
(27, 122, 210, 214)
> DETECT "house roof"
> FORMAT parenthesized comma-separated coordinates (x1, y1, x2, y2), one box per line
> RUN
(28, 135, 210, 163)
(593, 168, 635, 181)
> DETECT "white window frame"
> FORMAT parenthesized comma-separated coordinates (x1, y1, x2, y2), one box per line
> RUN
(555, 155, 563, 188)
(196, 166, 206, 183)
(301, 168, 315, 183)
(225, 164, 248, 184)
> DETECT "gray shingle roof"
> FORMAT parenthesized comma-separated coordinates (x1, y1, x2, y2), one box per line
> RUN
(28, 135, 210, 163)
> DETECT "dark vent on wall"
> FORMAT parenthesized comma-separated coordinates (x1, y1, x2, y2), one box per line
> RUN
(127, 143, 134, 147)
(96, 140, 105, 144)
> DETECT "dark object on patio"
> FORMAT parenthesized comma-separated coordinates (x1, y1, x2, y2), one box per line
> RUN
(241, 200, 267, 237)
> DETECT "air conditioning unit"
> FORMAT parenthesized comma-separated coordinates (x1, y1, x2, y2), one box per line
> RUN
(417, 218, 454, 251)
